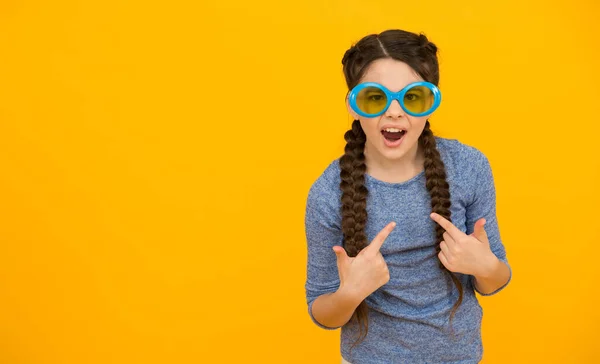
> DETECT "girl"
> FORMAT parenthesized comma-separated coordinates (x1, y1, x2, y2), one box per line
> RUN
(304, 29, 512, 364)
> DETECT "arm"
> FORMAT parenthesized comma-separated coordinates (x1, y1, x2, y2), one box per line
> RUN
(304, 179, 351, 329)
(465, 149, 512, 296)
(310, 287, 363, 329)
(472, 257, 511, 295)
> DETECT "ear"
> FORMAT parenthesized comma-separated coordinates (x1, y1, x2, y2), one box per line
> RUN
(345, 95, 360, 120)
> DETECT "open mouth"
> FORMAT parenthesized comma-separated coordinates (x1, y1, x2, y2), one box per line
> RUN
(381, 128, 406, 142)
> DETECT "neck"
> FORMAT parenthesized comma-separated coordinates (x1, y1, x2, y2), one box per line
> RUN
(364, 139, 424, 183)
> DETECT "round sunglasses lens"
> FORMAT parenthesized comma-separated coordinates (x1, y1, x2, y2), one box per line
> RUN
(403, 85, 435, 114)
(356, 86, 387, 115)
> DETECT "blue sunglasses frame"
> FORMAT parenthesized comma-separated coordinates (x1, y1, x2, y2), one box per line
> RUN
(348, 81, 442, 118)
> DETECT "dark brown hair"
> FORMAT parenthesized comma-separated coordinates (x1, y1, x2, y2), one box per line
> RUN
(339, 29, 462, 348)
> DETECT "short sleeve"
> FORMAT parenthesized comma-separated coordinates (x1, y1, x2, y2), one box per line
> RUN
(465, 151, 512, 296)
(304, 180, 344, 330)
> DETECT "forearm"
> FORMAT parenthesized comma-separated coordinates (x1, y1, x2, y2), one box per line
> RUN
(473, 257, 511, 295)
(311, 287, 363, 329)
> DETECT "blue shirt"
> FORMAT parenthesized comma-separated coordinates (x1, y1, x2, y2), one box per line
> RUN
(304, 136, 512, 364)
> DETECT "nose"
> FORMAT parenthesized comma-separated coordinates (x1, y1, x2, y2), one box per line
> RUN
(384, 99, 405, 119)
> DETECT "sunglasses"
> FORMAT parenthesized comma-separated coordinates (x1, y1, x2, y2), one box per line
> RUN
(348, 81, 441, 118)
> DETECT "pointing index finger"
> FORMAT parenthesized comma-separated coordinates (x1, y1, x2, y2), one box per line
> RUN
(430, 212, 464, 240)
(365, 221, 396, 254)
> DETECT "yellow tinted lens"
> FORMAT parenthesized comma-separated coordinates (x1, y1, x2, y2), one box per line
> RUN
(403, 86, 434, 114)
(356, 87, 387, 115)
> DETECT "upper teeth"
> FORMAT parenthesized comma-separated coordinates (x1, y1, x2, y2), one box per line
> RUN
(384, 128, 403, 132)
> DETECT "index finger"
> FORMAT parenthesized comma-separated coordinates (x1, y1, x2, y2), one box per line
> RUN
(429, 212, 464, 240)
(365, 221, 396, 254)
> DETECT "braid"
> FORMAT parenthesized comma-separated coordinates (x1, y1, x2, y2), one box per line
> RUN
(338, 119, 464, 348)
(419, 120, 463, 332)
(339, 119, 370, 349)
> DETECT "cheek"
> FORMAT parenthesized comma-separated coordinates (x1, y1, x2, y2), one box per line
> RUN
(359, 118, 381, 138)
(409, 116, 429, 134)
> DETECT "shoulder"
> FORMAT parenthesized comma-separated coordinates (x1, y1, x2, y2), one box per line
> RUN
(434, 136, 491, 177)
(306, 158, 342, 211)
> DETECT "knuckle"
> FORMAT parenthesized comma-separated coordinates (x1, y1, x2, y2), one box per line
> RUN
(382, 267, 390, 278)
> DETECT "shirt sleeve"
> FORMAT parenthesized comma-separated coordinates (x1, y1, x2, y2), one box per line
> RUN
(465, 150, 512, 296)
(304, 180, 344, 330)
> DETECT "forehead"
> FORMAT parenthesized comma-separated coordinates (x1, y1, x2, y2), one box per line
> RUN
(359, 58, 423, 91)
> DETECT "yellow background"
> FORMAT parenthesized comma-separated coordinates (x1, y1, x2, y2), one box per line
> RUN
(0, 0, 598, 363)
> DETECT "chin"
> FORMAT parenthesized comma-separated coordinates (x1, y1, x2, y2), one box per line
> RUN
(382, 149, 408, 159)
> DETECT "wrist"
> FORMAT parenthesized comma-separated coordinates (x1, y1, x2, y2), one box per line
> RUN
(477, 254, 501, 279)
(336, 284, 366, 306)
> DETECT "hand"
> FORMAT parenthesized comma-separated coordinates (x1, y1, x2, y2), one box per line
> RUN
(429, 212, 498, 277)
(332, 222, 396, 301)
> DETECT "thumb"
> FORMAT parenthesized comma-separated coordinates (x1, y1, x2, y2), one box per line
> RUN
(332, 246, 349, 267)
(471, 218, 488, 243)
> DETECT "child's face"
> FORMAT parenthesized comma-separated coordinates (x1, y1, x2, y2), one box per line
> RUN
(346, 58, 431, 162)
